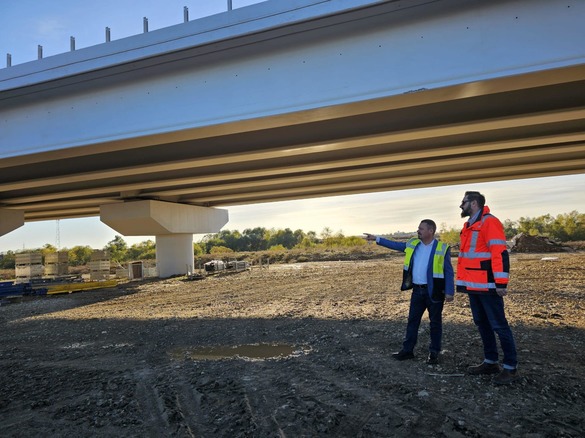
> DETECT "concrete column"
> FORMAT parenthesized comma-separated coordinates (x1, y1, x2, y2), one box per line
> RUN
(0, 209, 24, 236)
(156, 234, 194, 278)
(100, 200, 228, 278)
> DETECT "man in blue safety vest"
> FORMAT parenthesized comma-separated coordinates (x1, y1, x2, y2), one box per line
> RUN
(364, 219, 454, 364)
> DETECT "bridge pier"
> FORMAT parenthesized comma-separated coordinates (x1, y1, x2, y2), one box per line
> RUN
(0, 209, 24, 235)
(100, 200, 228, 278)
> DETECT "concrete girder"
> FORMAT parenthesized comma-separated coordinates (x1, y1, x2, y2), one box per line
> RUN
(2, 108, 585, 195)
(0, 209, 24, 235)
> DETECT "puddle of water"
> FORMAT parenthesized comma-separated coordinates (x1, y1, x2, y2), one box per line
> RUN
(169, 343, 308, 361)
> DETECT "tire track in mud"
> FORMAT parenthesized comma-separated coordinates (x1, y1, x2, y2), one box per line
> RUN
(230, 337, 458, 437)
(231, 363, 289, 436)
(157, 320, 441, 436)
(167, 367, 206, 437)
(169, 350, 411, 436)
(133, 365, 211, 437)
(274, 353, 424, 436)
(133, 368, 170, 437)
(152, 357, 289, 436)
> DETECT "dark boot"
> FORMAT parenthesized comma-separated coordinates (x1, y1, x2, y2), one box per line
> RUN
(427, 352, 439, 365)
(392, 350, 415, 361)
(493, 368, 520, 385)
(467, 362, 501, 375)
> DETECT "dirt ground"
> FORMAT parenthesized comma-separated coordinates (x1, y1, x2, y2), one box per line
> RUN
(1, 252, 584, 437)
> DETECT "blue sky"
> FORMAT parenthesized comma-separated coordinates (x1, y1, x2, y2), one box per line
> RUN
(0, 0, 265, 65)
(0, 1, 583, 251)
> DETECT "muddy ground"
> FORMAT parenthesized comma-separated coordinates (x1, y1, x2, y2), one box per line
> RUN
(1, 252, 584, 437)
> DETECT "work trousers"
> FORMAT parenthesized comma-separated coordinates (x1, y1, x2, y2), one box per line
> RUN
(402, 285, 444, 354)
(468, 293, 518, 369)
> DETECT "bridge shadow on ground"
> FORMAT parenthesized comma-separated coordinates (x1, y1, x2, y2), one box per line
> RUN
(1, 291, 583, 437)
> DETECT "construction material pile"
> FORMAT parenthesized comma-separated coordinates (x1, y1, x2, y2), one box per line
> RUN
(509, 233, 571, 253)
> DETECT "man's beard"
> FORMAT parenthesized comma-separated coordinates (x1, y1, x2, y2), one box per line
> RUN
(460, 206, 471, 218)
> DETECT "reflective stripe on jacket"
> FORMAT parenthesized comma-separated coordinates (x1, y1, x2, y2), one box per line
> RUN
(457, 206, 510, 293)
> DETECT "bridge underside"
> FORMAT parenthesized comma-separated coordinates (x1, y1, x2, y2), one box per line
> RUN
(2, 63, 584, 222)
(0, 0, 584, 222)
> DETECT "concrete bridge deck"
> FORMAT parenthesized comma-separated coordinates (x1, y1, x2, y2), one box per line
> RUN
(1, 0, 584, 223)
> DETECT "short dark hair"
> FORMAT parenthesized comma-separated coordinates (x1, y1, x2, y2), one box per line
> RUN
(464, 191, 485, 208)
(420, 219, 436, 233)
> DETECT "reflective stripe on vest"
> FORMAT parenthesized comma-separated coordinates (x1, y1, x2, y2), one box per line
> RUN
(432, 242, 448, 279)
(403, 238, 447, 278)
(403, 238, 419, 271)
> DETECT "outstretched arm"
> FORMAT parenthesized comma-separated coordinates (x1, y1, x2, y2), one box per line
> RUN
(363, 233, 377, 242)
(363, 233, 407, 252)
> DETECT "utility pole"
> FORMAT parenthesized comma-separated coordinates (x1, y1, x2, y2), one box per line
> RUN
(56, 219, 61, 249)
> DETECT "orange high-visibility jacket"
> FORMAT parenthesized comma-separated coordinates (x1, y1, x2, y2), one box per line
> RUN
(456, 206, 510, 293)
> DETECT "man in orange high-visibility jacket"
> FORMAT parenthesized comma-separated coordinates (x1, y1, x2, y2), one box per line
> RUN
(457, 191, 519, 385)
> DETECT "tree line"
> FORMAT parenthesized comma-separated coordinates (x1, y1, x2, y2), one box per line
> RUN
(439, 210, 584, 245)
(0, 211, 582, 269)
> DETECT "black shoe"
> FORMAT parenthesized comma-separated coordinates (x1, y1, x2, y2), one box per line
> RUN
(493, 368, 521, 385)
(467, 362, 501, 375)
(392, 350, 415, 361)
(427, 352, 439, 365)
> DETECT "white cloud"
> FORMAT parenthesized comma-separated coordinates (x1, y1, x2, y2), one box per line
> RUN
(35, 18, 66, 37)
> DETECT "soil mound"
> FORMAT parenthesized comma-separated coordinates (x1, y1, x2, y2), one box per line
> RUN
(510, 232, 571, 253)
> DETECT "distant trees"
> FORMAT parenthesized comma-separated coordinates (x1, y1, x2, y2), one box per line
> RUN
(198, 227, 368, 253)
(127, 239, 156, 261)
(0, 251, 16, 269)
(199, 227, 318, 253)
(503, 219, 518, 238)
(516, 211, 585, 241)
(198, 227, 371, 253)
(438, 211, 584, 242)
(438, 224, 460, 246)
(68, 245, 93, 266)
(104, 235, 128, 263)
(0, 212, 582, 268)
(245, 227, 268, 251)
(40, 243, 57, 260)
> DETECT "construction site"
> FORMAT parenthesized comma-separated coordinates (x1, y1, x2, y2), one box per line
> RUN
(0, 247, 583, 437)
(0, 250, 152, 300)
(0, 249, 257, 304)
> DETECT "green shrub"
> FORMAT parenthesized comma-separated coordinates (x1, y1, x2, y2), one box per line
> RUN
(210, 246, 234, 254)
